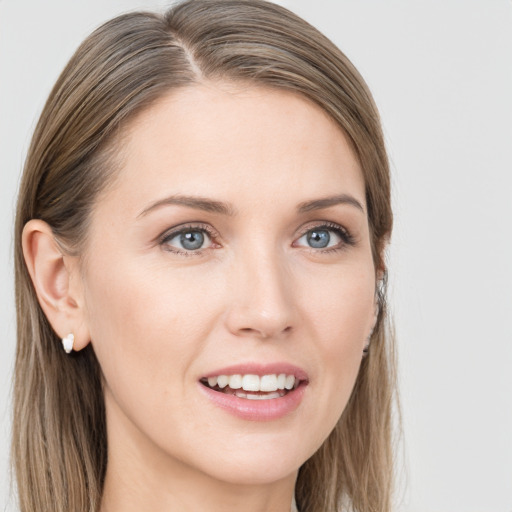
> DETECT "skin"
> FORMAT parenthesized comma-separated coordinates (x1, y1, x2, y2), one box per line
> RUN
(24, 82, 378, 512)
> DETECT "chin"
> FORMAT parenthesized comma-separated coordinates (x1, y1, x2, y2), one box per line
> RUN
(203, 458, 301, 487)
(187, 434, 311, 486)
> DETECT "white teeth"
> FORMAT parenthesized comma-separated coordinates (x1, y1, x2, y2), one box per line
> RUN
(228, 374, 242, 389)
(284, 375, 295, 390)
(246, 392, 282, 400)
(242, 374, 260, 391)
(205, 373, 298, 393)
(236, 390, 284, 400)
(260, 374, 278, 392)
(217, 375, 229, 388)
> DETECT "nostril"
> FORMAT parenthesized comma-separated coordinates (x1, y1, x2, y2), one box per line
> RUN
(239, 327, 262, 336)
(238, 325, 292, 339)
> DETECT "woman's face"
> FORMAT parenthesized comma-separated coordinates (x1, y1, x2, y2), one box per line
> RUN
(80, 83, 376, 486)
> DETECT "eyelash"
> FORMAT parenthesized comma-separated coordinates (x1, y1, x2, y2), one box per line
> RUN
(158, 221, 356, 257)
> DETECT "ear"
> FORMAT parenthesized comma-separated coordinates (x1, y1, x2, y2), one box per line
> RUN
(22, 219, 90, 352)
(371, 260, 387, 329)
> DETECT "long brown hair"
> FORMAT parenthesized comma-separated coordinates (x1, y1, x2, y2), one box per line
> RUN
(13, 1, 397, 511)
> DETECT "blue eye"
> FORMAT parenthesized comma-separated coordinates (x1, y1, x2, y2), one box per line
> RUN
(162, 227, 212, 253)
(295, 224, 353, 251)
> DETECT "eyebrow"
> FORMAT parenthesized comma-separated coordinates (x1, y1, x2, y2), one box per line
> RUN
(137, 194, 237, 218)
(137, 192, 365, 219)
(297, 194, 365, 214)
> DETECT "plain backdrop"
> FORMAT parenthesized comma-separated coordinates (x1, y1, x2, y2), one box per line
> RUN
(1, 1, 511, 511)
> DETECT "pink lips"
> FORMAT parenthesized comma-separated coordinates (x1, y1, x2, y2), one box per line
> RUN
(198, 362, 308, 421)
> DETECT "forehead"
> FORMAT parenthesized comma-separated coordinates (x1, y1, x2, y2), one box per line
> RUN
(100, 82, 365, 217)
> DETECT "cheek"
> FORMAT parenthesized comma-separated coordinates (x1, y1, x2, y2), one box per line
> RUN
(81, 255, 218, 402)
(85, 252, 213, 338)
(299, 262, 374, 431)
(302, 260, 375, 348)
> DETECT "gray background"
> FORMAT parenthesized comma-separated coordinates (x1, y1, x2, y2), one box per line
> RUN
(1, 1, 511, 511)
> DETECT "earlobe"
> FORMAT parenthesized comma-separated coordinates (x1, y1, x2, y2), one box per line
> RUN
(22, 219, 90, 352)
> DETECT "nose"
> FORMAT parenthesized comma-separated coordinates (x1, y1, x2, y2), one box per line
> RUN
(224, 247, 297, 340)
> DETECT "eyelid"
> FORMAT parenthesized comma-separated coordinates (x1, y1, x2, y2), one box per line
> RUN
(296, 220, 349, 238)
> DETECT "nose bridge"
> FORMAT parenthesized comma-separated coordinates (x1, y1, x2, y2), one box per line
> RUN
(225, 240, 296, 339)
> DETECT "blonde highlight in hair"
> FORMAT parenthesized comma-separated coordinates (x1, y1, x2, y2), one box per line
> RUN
(13, 1, 397, 511)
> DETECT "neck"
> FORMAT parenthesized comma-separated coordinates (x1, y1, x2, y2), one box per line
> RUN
(101, 469, 297, 512)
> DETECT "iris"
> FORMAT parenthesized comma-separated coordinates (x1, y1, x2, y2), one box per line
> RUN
(180, 231, 205, 250)
(307, 229, 330, 248)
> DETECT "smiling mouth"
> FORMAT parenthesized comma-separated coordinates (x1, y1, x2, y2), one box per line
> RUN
(200, 373, 302, 400)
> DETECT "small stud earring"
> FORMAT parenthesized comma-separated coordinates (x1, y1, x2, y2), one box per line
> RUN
(62, 333, 75, 354)
(362, 333, 371, 357)
(362, 320, 377, 358)
(363, 301, 381, 358)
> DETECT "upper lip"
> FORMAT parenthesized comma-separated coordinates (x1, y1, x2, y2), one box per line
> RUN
(201, 362, 309, 382)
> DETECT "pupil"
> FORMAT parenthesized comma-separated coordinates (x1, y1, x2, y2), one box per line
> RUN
(307, 229, 330, 248)
(180, 231, 204, 250)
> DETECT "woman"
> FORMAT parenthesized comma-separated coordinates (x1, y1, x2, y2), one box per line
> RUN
(13, 1, 396, 511)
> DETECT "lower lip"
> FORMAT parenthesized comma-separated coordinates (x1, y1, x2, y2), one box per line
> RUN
(198, 382, 307, 421)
